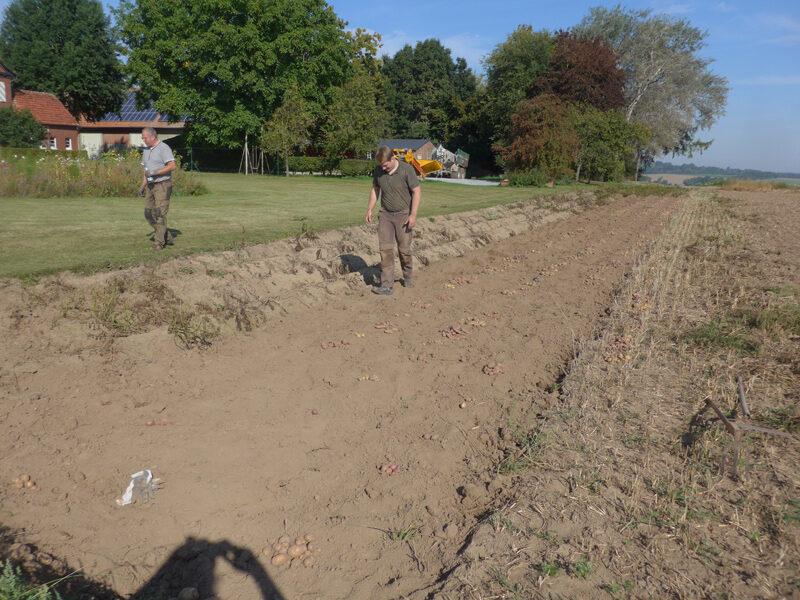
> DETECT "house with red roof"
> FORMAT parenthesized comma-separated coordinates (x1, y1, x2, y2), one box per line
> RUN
(0, 60, 79, 151)
(78, 90, 186, 157)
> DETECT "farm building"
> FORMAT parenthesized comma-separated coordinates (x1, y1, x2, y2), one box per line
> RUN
(0, 60, 79, 151)
(378, 139, 436, 161)
(78, 89, 186, 157)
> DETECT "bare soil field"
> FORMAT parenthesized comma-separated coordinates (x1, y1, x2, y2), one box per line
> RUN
(2, 188, 799, 600)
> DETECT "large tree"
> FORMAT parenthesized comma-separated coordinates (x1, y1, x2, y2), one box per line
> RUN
(380, 39, 476, 142)
(260, 83, 313, 177)
(483, 26, 553, 145)
(0, 0, 124, 119)
(323, 71, 389, 160)
(116, 0, 360, 148)
(574, 6, 728, 158)
(540, 31, 625, 111)
(498, 94, 579, 180)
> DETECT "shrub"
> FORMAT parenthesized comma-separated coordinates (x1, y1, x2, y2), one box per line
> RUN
(287, 156, 323, 174)
(0, 148, 206, 197)
(0, 107, 46, 147)
(508, 168, 549, 187)
(339, 159, 373, 177)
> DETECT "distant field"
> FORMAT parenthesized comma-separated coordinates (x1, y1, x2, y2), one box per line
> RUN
(646, 173, 692, 185)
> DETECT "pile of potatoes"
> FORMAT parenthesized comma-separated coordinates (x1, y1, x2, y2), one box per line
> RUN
(265, 534, 318, 568)
(12, 474, 36, 490)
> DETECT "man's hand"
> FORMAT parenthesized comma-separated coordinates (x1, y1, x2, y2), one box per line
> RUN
(138, 185, 146, 197)
(404, 214, 417, 230)
(365, 210, 373, 224)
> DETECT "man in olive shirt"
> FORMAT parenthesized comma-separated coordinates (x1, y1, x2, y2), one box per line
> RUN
(365, 146, 422, 295)
(140, 127, 176, 250)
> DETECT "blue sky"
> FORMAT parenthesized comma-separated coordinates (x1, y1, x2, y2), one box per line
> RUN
(2, 0, 797, 172)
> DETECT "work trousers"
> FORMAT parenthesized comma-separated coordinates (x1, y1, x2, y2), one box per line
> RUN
(144, 180, 173, 247)
(378, 210, 412, 288)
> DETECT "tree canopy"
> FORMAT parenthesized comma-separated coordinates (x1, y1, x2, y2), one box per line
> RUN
(575, 5, 728, 157)
(115, 0, 362, 148)
(380, 38, 476, 142)
(0, 0, 124, 119)
(323, 71, 389, 160)
(541, 31, 625, 111)
(483, 26, 553, 145)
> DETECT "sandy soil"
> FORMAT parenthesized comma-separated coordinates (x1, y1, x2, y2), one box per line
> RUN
(0, 193, 681, 599)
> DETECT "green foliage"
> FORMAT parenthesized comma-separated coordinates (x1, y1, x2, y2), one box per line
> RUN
(0, 0, 124, 119)
(572, 555, 595, 578)
(381, 38, 477, 141)
(338, 159, 373, 177)
(572, 107, 632, 182)
(447, 86, 497, 176)
(483, 26, 553, 145)
(498, 94, 578, 180)
(115, 0, 359, 148)
(287, 156, 324, 174)
(508, 168, 548, 187)
(575, 6, 728, 157)
(681, 318, 760, 354)
(0, 107, 46, 147)
(0, 559, 64, 600)
(260, 83, 314, 177)
(0, 148, 206, 197)
(323, 71, 388, 160)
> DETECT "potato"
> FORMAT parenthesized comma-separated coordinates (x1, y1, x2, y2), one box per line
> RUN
(14, 481, 23, 489)
(306, 542, 316, 552)
(278, 535, 291, 544)
(295, 538, 306, 546)
(303, 556, 315, 567)
(287, 544, 305, 559)
(271, 553, 289, 567)
(25, 480, 35, 489)
(271, 542, 284, 553)
(20, 474, 30, 483)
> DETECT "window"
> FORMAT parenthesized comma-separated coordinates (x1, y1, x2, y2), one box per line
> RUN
(0, 81, 6, 103)
(65, 138, 72, 150)
(49, 137, 57, 150)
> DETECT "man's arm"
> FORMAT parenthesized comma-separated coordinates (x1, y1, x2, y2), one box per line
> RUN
(147, 160, 176, 178)
(404, 185, 421, 229)
(366, 185, 380, 224)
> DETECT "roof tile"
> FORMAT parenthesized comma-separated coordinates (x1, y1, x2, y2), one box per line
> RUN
(13, 90, 77, 126)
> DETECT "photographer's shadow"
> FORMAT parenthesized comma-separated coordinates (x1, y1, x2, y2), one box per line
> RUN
(130, 537, 284, 600)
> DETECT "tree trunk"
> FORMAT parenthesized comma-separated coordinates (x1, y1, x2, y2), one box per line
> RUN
(285, 151, 289, 177)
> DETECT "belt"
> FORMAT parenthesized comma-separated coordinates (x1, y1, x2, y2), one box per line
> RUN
(148, 179, 170, 185)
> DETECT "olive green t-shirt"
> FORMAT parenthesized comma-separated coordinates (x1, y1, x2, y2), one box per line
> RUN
(372, 160, 420, 213)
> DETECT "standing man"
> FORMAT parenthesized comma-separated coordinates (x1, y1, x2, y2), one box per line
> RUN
(140, 127, 176, 251)
(365, 146, 421, 295)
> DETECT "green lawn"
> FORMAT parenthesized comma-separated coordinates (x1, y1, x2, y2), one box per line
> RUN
(0, 173, 585, 279)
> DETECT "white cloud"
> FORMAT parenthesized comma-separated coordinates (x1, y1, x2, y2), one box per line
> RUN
(440, 33, 492, 72)
(716, 2, 736, 13)
(655, 3, 694, 15)
(756, 14, 800, 46)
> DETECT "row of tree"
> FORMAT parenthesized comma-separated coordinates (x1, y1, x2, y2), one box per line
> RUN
(0, 0, 728, 179)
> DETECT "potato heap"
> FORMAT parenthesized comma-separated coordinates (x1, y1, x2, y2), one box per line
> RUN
(12, 474, 36, 490)
(265, 534, 318, 568)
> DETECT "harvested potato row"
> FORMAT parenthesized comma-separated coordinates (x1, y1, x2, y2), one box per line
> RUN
(11, 474, 37, 490)
(265, 534, 319, 568)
